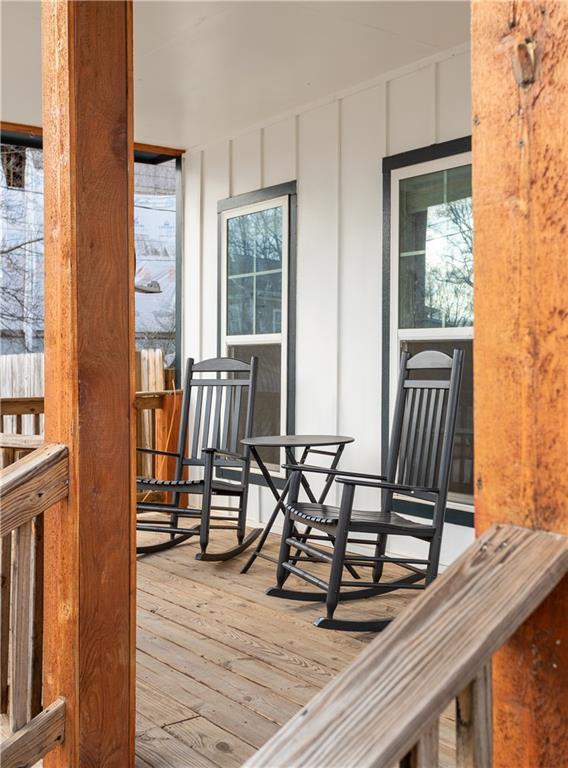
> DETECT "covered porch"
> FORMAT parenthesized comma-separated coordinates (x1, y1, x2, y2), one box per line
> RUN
(1, 1, 567, 768)
(133, 532, 456, 767)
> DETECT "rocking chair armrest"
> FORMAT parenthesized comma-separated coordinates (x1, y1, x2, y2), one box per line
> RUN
(202, 447, 246, 461)
(136, 447, 180, 458)
(281, 463, 386, 481)
(335, 476, 438, 495)
(335, 476, 439, 496)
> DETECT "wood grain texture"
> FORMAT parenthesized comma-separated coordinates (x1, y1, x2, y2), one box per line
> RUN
(0, 534, 11, 714)
(405, 722, 439, 768)
(0, 697, 65, 768)
(0, 121, 184, 156)
(0, 435, 43, 451)
(1, 392, 180, 415)
(9, 522, 33, 732)
(472, 3, 568, 766)
(31, 516, 44, 718)
(0, 397, 44, 417)
(41, 1, 135, 765)
(0, 444, 68, 537)
(246, 525, 567, 768)
(154, 390, 181, 482)
(456, 665, 492, 768)
(134, 529, 457, 768)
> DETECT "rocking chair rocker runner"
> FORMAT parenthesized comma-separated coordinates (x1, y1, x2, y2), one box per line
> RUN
(136, 356, 261, 559)
(267, 349, 464, 631)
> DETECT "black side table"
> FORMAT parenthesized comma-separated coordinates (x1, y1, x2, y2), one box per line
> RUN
(240, 434, 354, 574)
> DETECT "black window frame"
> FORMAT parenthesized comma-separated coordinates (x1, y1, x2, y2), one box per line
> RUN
(382, 136, 473, 528)
(217, 181, 297, 489)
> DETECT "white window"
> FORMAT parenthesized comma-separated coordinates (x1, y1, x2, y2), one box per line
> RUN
(220, 195, 289, 470)
(390, 152, 473, 506)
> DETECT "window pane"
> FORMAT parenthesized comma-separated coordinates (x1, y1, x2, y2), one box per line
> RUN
(402, 339, 473, 499)
(253, 207, 282, 272)
(399, 165, 473, 329)
(228, 343, 281, 466)
(1, 144, 180, 371)
(255, 272, 282, 334)
(0, 145, 45, 353)
(134, 159, 178, 367)
(227, 215, 255, 275)
(226, 204, 283, 336)
(227, 276, 254, 335)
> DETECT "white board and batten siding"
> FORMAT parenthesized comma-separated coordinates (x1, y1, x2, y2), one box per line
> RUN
(183, 46, 473, 566)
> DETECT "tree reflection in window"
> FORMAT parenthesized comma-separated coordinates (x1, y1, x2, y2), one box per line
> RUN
(227, 206, 283, 336)
(399, 165, 473, 329)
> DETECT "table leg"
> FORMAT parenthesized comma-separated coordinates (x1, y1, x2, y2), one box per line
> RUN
(241, 441, 359, 578)
(303, 443, 360, 579)
(240, 446, 290, 574)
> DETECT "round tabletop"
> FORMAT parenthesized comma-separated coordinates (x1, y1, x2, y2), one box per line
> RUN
(241, 434, 354, 448)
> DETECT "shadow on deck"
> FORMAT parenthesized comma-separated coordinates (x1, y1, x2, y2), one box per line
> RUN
(135, 530, 456, 767)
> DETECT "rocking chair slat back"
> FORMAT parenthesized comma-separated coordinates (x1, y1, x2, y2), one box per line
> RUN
(389, 350, 463, 495)
(178, 357, 257, 469)
(201, 386, 214, 451)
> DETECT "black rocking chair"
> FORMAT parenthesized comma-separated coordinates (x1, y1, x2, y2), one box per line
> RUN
(136, 356, 261, 559)
(267, 348, 464, 631)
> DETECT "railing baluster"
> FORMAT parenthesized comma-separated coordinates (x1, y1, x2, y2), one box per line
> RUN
(0, 532, 12, 714)
(400, 721, 439, 768)
(456, 664, 492, 767)
(9, 520, 34, 731)
(31, 517, 44, 717)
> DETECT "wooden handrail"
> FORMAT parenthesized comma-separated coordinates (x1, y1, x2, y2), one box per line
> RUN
(0, 434, 44, 451)
(0, 444, 69, 537)
(0, 391, 181, 415)
(0, 397, 44, 416)
(246, 524, 568, 768)
(0, 697, 66, 768)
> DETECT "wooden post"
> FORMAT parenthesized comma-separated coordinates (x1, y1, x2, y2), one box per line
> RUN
(155, 391, 182, 481)
(41, 2, 135, 766)
(472, 2, 568, 767)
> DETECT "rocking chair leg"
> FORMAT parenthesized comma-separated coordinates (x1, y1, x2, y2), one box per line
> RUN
(275, 509, 294, 588)
(199, 510, 210, 555)
(200, 457, 214, 556)
(426, 532, 442, 585)
(236, 502, 246, 546)
(169, 512, 177, 540)
(372, 534, 387, 583)
(324, 484, 353, 621)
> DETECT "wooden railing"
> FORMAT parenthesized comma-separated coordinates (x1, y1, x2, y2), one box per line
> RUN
(0, 391, 180, 766)
(0, 443, 69, 768)
(1, 391, 182, 480)
(246, 524, 568, 768)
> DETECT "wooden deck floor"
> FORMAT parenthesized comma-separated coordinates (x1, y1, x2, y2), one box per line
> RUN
(135, 529, 456, 767)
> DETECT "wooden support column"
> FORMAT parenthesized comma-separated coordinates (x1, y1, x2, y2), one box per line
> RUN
(472, 2, 568, 767)
(41, 2, 135, 766)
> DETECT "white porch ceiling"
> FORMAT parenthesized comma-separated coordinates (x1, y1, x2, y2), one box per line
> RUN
(1, 1, 470, 149)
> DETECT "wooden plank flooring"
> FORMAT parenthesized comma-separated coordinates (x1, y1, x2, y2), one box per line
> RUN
(135, 530, 456, 767)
